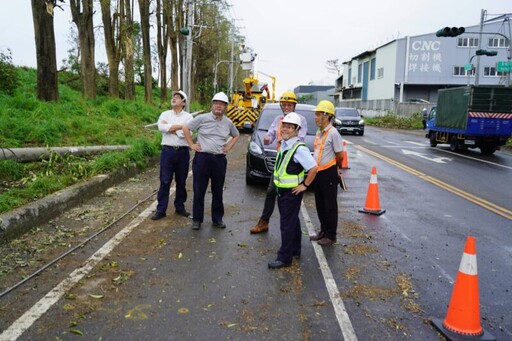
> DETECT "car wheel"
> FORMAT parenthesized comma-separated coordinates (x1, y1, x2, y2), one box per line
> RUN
(359, 130, 364, 136)
(245, 165, 258, 186)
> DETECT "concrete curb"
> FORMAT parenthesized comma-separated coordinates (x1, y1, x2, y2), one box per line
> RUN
(0, 158, 158, 243)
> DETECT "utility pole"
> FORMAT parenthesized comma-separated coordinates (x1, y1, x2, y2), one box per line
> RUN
(183, 0, 194, 111)
(228, 39, 235, 97)
(475, 9, 486, 86)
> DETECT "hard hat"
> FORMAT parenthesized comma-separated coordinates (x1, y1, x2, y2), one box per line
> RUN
(281, 112, 302, 129)
(315, 100, 335, 115)
(212, 92, 229, 104)
(279, 91, 297, 104)
(172, 90, 188, 103)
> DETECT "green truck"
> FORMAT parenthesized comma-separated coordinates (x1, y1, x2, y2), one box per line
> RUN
(426, 86, 512, 155)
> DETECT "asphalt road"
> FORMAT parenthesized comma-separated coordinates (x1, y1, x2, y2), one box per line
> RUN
(1, 126, 511, 340)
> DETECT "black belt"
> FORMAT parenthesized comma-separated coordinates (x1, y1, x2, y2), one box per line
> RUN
(197, 152, 225, 158)
(163, 145, 188, 150)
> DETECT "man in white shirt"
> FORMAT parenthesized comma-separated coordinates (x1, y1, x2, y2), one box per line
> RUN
(151, 91, 193, 220)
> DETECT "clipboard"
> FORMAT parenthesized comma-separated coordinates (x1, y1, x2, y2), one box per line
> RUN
(337, 168, 348, 191)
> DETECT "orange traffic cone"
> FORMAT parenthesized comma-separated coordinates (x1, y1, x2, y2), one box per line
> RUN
(431, 236, 496, 340)
(341, 140, 350, 169)
(358, 167, 385, 215)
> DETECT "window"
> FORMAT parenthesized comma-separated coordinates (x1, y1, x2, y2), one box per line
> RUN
(347, 68, 352, 85)
(357, 64, 362, 83)
(488, 38, 509, 48)
(453, 66, 474, 76)
(377, 67, 384, 79)
(370, 58, 376, 80)
(457, 37, 479, 47)
(483, 67, 505, 77)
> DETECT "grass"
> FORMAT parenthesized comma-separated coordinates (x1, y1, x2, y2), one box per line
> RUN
(0, 67, 184, 214)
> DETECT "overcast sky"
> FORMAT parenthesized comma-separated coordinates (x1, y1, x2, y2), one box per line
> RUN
(1, 1, 510, 96)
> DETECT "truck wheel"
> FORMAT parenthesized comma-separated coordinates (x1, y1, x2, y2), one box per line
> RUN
(449, 136, 458, 152)
(429, 133, 437, 147)
(480, 145, 496, 155)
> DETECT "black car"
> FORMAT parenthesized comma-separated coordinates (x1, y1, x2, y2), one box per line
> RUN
(333, 107, 365, 135)
(246, 103, 317, 185)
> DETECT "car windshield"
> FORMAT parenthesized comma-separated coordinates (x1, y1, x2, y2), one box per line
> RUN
(335, 108, 359, 118)
(257, 108, 317, 135)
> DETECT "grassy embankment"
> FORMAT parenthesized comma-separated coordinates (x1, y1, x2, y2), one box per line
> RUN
(0, 67, 199, 214)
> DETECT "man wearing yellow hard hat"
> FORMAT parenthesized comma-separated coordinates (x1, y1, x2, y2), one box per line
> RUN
(309, 100, 344, 246)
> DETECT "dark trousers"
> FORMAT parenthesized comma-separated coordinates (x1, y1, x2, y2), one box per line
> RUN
(277, 189, 304, 263)
(192, 152, 227, 223)
(156, 146, 190, 213)
(314, 165, 338, 240)
(260, 176, 277, 222)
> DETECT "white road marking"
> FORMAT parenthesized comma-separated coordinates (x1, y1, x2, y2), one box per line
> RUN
(301, 204, 358, 341)
(435, 148, 512, 170)
(402, 149, 453, 163)
(0, 199, 161, 340)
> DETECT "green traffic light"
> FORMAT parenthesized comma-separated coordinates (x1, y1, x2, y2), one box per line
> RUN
(179, 28, 190, 36)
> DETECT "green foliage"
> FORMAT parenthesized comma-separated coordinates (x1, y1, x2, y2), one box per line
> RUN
(0, 160, 24, 180)
(365, 112, 423, 130)
(0, 49, 19, 95)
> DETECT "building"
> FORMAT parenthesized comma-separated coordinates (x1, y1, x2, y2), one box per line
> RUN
(293, 85, 335, 105)
(335, 14, 511, 116)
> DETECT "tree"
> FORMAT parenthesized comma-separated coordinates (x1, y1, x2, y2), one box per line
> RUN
(326, 59, 342, 76)
(100, 0, 122, 98)
(70, 0, 96, 99)
(138, 0, 153, 104)
(31, 0, 60, 101)
(156, 0, 169, 102)
(121, 0, 135, 100)
(168, 0, 184, 93)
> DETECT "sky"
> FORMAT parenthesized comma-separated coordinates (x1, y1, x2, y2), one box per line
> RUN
(1, 1, 511, 96)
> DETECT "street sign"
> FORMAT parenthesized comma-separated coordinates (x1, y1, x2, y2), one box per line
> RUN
(464, 64, 473, 71)
(496, 61, 512, 72)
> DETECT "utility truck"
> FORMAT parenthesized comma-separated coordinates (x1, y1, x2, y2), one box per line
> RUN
(426, 86, 512, 155)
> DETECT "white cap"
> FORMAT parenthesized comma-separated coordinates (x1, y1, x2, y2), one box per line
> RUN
(282, 112, 301, 128)
(212, 92, 229, 104)
(172, 90, 187, 103)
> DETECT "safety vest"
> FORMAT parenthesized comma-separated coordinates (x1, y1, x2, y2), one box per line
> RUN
(314, 126, 336, 171)
(273, 141, 306, 188)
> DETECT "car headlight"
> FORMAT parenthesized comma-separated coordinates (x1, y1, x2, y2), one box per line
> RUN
(359, 119, 364, 125)
(249, 141, 263, 155)
(334, 118, 342, 125)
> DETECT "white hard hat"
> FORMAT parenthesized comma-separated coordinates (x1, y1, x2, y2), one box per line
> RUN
(282, 112, 301, 129)
(172, 90, 188, 103)
(212, 92, 229, 104)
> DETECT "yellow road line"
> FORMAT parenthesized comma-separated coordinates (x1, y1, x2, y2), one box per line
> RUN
(355, 145, 512, 221)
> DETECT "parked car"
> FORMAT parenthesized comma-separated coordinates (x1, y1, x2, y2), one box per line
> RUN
(246, 103, 317, 185)
(333, 107, 365, 135)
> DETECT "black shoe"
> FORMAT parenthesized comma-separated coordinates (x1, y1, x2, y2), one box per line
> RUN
(175, 209, 190, 217)
(212, 221, 226, 229)
(151, 211, 166, 220)
(192, 220, 201, 230)
(268, 260, 292, 269)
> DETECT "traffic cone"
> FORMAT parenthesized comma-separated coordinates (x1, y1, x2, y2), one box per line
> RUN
(431, 236, 496, 340)
(358, 167, 385, 215)
(341, 140, 350, 169)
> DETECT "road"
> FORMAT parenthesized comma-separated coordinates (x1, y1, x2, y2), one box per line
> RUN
(0, 126, 511, 340)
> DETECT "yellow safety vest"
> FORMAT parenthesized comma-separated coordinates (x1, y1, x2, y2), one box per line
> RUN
(273, 142, 306, 188)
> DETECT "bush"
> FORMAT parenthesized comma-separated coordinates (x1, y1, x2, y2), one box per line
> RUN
(0, 49, 19, 95)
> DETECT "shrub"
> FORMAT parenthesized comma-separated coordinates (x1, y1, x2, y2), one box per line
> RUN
(0, 49, 19, 95)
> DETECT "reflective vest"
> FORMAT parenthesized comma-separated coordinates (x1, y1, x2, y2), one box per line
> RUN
(273, 141, 306, 188)
(314, 126, 336, 171)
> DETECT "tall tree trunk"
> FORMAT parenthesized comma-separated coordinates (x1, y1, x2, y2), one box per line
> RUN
(122, 0, 135, 100)
(70, 0, 96, 99)
(31, 0, 59, 101)
(138, 0, 152, 104)
(100, 0, 122, 98)
(156, 0, 169, 103)
(167, 0, 183, 93)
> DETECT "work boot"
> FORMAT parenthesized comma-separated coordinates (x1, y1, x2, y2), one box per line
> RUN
(250, 218, 269, 234)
